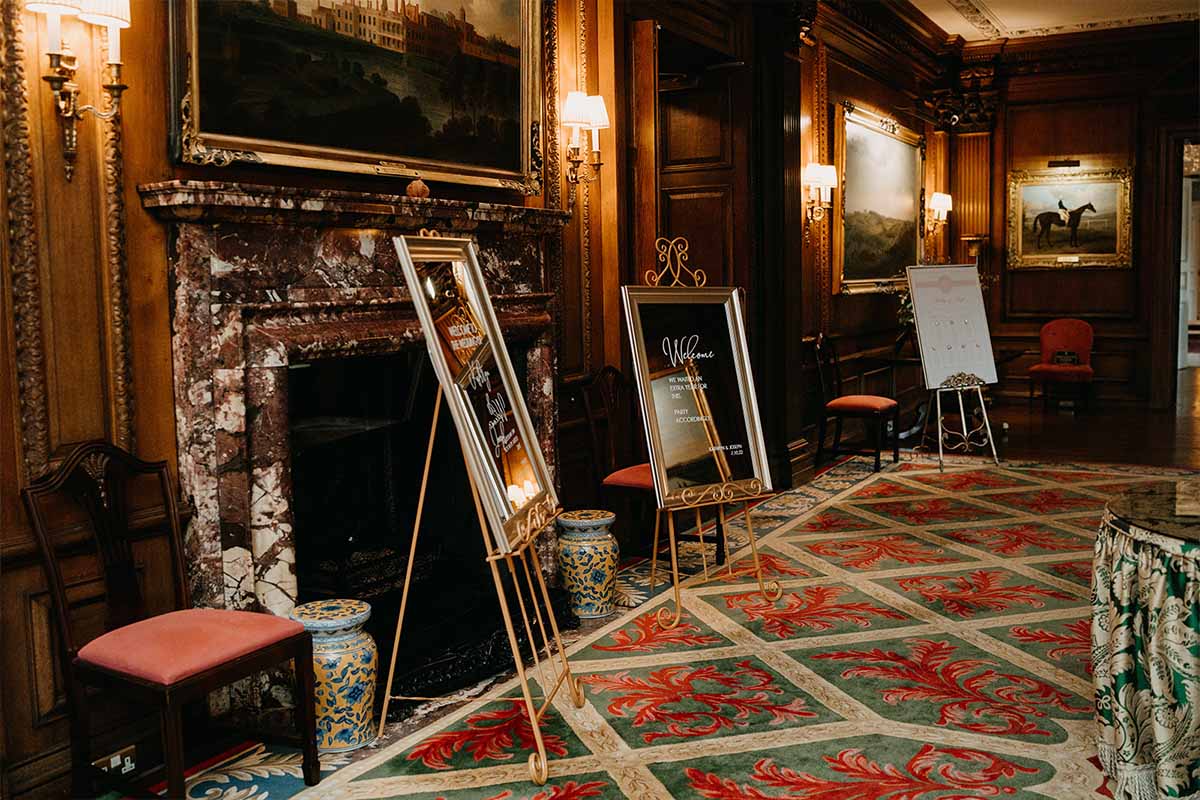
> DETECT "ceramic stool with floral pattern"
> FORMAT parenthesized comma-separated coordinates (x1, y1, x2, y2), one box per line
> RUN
(557, 509, 619, 618)
(289, 599, 378, 752)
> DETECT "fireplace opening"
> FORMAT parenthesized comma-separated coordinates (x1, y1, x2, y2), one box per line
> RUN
(288, 348, 576, 717)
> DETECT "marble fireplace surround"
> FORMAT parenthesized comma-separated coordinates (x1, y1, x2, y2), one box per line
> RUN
(140, 181, 569, 625)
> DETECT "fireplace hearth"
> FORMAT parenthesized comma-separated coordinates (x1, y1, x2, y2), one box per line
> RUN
(141, 181, 570, 712)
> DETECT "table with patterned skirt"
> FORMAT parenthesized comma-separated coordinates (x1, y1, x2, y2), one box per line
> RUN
(1092, 479, 1200, 800)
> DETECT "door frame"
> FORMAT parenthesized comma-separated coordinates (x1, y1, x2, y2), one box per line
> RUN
(1150, 125, 1200, 409)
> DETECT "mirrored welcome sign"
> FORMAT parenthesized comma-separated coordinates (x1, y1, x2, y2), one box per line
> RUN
(622, 286, 772, 509)
(394, 235, 557, 553)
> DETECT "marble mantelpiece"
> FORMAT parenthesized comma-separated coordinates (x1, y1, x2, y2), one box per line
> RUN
(140, 181, 568, 634)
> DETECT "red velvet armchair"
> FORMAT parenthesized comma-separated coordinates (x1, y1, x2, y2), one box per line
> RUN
(1028, 318, 1094, 410)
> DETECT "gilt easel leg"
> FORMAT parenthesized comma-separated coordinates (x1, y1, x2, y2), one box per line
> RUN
(695, 507, 709, 579)
(718, 504, 733, 577)
(935, 389, 945, 471)
(743, 501, 781, 601)
(648, 509, 662, 589)
(977, 384, 999, 465)
(524, 547, 586, 709)
(506, 556, 549, 689)
(470, 482, 550, 785)
(655, 510, 683, 630)
(378, 386, 443, 738)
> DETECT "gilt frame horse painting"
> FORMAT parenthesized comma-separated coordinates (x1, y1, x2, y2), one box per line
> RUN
(1007, 168, 1133, 269)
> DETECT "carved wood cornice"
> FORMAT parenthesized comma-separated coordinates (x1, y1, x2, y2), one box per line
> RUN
(2, 0, 51, 479)
(813, 0, 942, 87)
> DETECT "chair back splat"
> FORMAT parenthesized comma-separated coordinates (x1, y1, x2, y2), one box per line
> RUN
(1039, 318, 1094, 365)
(581, 365, 642, 487)
(21, 441, 190, 662)
(812, 332, 844, 404)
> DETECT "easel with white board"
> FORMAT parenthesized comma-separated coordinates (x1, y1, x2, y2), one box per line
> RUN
(905, 264, 1000, 471)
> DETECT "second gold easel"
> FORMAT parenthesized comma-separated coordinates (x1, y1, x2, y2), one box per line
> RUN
(642, 237, 782, 630)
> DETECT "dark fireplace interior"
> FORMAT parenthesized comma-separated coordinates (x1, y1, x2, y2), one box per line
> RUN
(288, 348, 575, 718)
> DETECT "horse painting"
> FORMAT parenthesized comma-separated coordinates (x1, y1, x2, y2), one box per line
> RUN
(1032, 201, 1097, 248)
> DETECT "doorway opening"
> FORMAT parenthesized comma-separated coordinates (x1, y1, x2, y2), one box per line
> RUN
(1181, 144, 1200, 369)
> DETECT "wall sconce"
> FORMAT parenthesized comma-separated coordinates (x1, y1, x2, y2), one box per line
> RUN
(563, 90, 609, 185)
(927, 192, 952, 232)
(802, 162, 837, 242)
(30, 0, 130, 181)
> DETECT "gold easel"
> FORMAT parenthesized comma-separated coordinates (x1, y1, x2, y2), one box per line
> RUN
(643, 237, 783, 630)
(376, 233, 584, 786)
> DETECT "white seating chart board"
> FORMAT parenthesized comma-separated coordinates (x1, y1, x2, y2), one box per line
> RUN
(905, 264, 998, 387)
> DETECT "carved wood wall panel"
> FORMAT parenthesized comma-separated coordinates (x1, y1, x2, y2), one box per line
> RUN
(951, 132, 991, 263)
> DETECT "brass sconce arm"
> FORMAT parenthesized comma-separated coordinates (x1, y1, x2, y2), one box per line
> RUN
(43, 51, 126, 181)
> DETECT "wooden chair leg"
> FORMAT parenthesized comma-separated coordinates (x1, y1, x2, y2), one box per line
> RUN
(295, 637, 321, 786)
(815, 414, 827, 467)
(873, 417, 882, 472)
(832, 417, 843, 458)
(68, 680, 93, 798)
(892, 408, 900, 463)
(714, 513, 726, 566)
(162, 701, 186, 799)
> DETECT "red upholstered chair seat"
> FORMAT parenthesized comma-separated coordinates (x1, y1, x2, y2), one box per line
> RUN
(826, 394, 898, 414)
(1028, 363, 1094, 383)
(602, 462, 654, 490)
(77, 608, 304, 686)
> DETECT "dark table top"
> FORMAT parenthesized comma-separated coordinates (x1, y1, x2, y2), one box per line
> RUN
(1108, 479, 1200, 544)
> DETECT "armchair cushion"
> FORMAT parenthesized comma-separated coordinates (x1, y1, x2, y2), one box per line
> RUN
(602, 462, 654, 491)
(77, 608, 304, 686)
(1029, 363, 1095, 383)
(826, 395, 898, 414)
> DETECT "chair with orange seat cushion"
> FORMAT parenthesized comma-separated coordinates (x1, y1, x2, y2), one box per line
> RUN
(1027, 318, 1094, 411)
(812, 333, 900, 472)
(580, 366, 726, 574)
(21, 441, 320, 800)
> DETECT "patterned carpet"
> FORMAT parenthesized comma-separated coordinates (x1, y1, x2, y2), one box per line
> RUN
(187, 456, 1189, 799)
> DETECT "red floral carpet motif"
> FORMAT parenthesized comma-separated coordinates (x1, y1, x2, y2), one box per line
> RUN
(712, 552, 813, 583)
(805, 535, 958, 570)
(479, 780, 610, 800)
(795, 509, 880, 533)
(849, 480, 927, 499)
(893, 569, 1074, 617)
(862, 498, 997, 525)
(722, 586, 907, 638)
(1009, 619, 1092, 675)
(985, 489, 1104, 514)
(909, 469, 1031, 492)
(592, 610, 724, 654)
(812, 638, 1090, 737)
(943, 523, 1086, 556)
(408, 700, 568, 770)
(684, 743, 1039, 799)
(581, 660, 815, 743)
(1047, 559, 1092, 584)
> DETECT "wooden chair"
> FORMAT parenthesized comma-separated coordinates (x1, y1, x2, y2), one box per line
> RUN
(1028, 318, 1094, 411)
(580, 366, 726, 575)
(21, 441, 320, 799)
(812, 333, 900, 472)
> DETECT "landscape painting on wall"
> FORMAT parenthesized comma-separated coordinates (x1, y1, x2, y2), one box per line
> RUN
(833, 102, 924, 294)
(174, 0, 541, 190)
(1007, 168, 1133, 269)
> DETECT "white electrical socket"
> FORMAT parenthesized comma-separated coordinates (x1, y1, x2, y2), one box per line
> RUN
(93, 745, 137, 776)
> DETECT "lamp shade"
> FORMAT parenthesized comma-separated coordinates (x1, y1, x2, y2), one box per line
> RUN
(583, 95, 609, 130)
(929, 192, 952, 213)
(562, 91, 590, 128)
(26, 0, 80, 13)
(802, 162, 838, 189)
(79, 0, 130, 28)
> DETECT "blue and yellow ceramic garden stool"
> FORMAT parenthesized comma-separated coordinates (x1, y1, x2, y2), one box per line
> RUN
(289, 599, 378, 753)
(557, 509, 619, 619)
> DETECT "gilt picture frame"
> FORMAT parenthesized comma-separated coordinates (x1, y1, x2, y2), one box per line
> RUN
(621, 286, 772, 510)
(833, 101, 925, 295)
(393, 235, 557, 553)
(170, 0, 543, 192)
(1006, 168, 1133, 269)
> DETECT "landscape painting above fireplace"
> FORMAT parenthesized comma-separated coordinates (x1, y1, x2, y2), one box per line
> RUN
(174, 0, 541, 190)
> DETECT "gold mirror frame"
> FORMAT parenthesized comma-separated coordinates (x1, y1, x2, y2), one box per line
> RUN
(621, 286, 772, 510)
(1006, 168, 1133, 269)
(832, 101, 925, 295)
(394, 235, 558, 553)
(171, 0, 543, 192)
